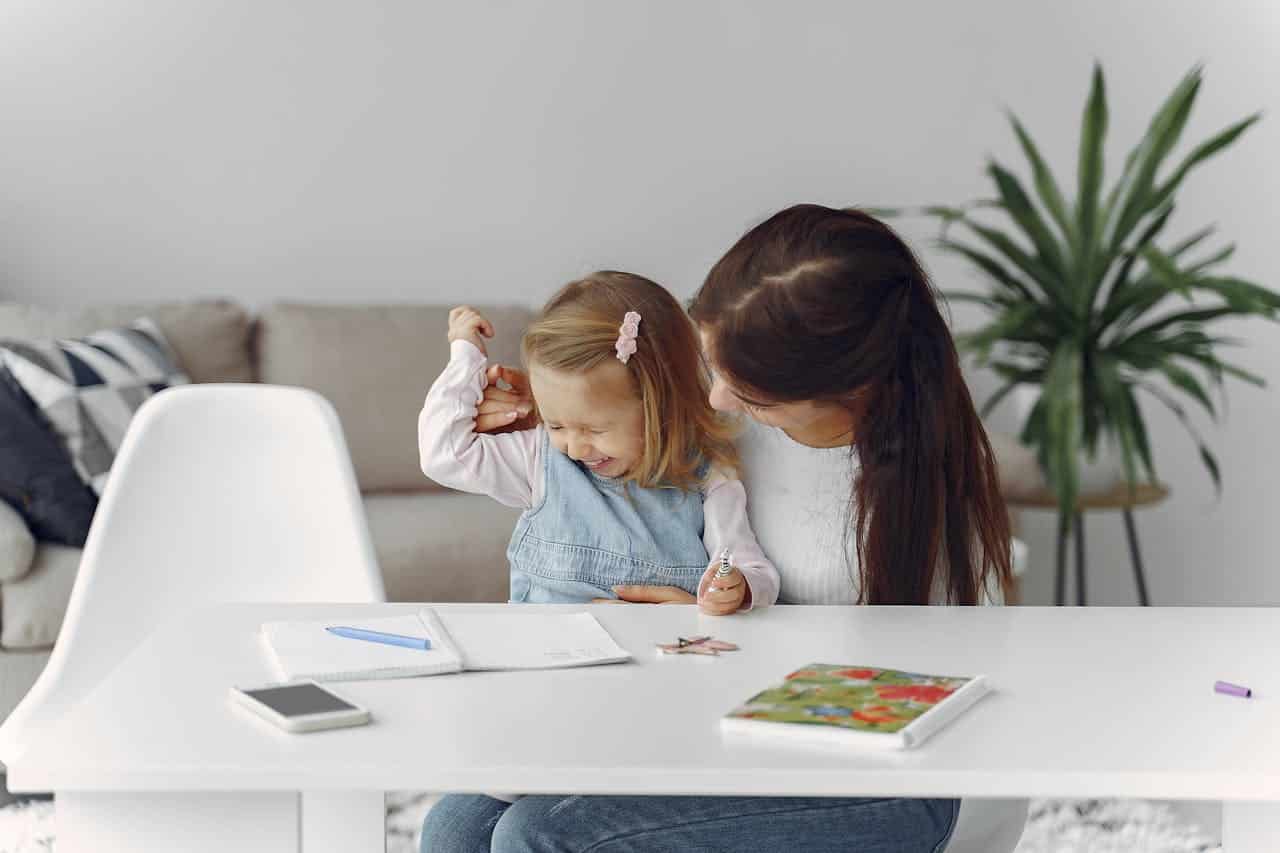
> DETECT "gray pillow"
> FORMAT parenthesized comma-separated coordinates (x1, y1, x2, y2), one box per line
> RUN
(0, 317, 188, 495)
(0, 365, 99, 546)
(0, 498, 35, 583)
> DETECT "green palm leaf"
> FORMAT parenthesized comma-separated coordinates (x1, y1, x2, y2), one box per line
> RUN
(1076, 63, 1109, 291)
(1167, 225, 1216, 259)
(1119, 307, 1241, 345)
(1094, 200, 1175, 321)
(1185, 245, 1235, 276)
(940, 290, 1010, 310)
(936, 239, 1037, 303)
(1093, 355, 1141, 487)
(1009, 113, 1075, 247)
(1041, 341, 1083, 520)
(1144, 115, 1262, 217)
(1105, 66, 1203, 254)
(1136, 381, 1222, 494)
(963, 219, 1073, 313)
(1157, 360, 1218, 420)
(988, 160, 1069, 280)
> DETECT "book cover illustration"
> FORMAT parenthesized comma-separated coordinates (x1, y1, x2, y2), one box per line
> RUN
(725, 664, 972, 734)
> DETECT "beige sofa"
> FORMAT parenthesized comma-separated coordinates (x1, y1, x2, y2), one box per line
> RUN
(0, 299, 534, 723)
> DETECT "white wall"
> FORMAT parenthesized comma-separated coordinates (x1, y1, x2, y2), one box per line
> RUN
(2, 0, 1278, 605)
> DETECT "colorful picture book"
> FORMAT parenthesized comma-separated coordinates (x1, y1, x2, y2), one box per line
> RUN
(721, 663, 990, 750)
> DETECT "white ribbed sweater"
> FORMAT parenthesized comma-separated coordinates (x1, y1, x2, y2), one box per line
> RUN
(736, 420, 862, 605)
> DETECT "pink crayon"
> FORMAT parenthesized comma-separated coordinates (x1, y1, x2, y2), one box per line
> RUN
(1214, 680, 1251, 698)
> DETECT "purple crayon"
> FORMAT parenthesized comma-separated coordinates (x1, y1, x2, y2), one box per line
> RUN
(1214, 680, 1252, 698)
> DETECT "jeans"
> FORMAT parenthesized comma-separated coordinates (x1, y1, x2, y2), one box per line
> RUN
(421, 793, 960, 853)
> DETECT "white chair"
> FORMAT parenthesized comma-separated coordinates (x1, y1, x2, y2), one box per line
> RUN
(0, 384, 385, 766)
(949, 798, 1029, 852)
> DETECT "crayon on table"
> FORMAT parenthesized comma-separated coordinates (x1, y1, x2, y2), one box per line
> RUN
(1214, 680, 1251, 698)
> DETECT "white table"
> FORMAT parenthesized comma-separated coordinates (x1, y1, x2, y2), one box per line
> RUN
(10, 603, 1280, 851)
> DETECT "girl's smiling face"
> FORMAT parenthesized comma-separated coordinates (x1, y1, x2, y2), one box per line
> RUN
(529, 359, 645, 479)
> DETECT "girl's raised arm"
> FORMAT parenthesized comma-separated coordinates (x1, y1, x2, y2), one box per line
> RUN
(419, 340, 541, 509)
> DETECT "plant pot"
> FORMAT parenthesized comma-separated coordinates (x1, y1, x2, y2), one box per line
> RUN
(1075, 440, 1128, 495)
(1013, 387, 1126, 497)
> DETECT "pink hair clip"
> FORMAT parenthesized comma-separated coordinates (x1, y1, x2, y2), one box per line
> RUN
(615, 311, 642, 364)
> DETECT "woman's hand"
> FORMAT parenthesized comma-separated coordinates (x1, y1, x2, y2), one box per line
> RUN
(592, 585, 697, 605)
(448, 306, 495, 356)
(476, 364, 539, 434)
(697, 560, 748, 615)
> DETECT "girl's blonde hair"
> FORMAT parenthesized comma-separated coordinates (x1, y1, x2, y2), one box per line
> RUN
(522, 271, 739, 491)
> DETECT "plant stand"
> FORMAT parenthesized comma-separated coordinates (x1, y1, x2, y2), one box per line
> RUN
(1007, 483, 1169, 606)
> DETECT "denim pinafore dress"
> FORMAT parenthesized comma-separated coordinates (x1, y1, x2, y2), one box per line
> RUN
(506, 430, 710, 603)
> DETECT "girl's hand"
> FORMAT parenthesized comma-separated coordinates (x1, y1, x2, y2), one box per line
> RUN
(594, 585, 696, 605)
(448, 306, 495, 356)
(698, 559, 748, 615)
(476, 364, 539, 434)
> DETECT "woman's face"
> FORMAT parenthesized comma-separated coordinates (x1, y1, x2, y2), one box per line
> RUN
(699, 328, 857, 448)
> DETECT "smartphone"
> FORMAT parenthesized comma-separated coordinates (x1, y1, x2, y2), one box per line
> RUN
(229, 680, 372, 733)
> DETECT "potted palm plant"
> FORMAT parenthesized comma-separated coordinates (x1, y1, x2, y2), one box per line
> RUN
(905, 63, 1279, 534)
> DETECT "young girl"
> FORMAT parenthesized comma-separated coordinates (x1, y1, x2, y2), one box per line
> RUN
(418, 271, 778, 613)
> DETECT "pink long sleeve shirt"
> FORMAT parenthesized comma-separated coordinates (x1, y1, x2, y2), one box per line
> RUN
(418, 341, 780, 609)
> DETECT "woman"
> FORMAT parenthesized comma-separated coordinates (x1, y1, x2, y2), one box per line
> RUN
(422, 205, 1025, 852)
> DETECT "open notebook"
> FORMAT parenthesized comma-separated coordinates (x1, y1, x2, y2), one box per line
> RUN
(261, 608, 632, 682)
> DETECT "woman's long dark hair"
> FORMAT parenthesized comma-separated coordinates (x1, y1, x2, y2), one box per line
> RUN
(690, 204, 1011, 605)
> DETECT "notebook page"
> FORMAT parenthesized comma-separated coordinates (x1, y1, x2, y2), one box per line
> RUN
(262, 612, 462, 682)
(430, 609, 631, 670)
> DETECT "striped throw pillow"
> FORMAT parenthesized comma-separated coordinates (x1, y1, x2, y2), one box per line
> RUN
(0, 318, 189, 494)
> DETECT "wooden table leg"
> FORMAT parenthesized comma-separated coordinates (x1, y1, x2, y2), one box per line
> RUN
(56, 790, 386, 853)
(1055, 514, 1069, 607)
(1223, 802, 1280, 851)
(1122, 508, 1151, 606)
(1074, 512, 1086, 606)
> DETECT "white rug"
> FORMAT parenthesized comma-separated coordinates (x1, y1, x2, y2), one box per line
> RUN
(0, 802, 53, 853)
(1016, 800, 1220, 853)
(0, 795, 1224, 852)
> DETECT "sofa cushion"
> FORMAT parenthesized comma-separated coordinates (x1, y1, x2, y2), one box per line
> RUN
(0, 300, 254, 383)
(0, 366, 99, 546)
(0, 318, 188, 495)
(0, 499, 36, 584)
(364, 491, 519, 603)
(1, 543, 80, 649)
(258, 303, 533, 492)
